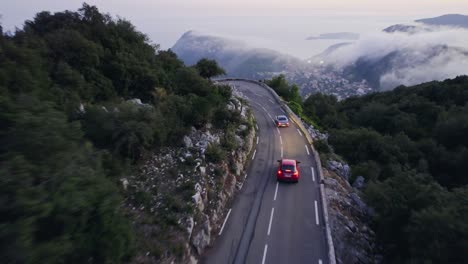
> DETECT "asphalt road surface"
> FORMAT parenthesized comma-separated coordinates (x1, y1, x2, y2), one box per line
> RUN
(201, 80, 328, 264)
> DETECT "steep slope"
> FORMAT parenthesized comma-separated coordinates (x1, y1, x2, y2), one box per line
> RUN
(305, 76, 468, 263)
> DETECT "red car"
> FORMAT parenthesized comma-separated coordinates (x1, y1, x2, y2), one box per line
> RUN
(276, 159, 301, 182)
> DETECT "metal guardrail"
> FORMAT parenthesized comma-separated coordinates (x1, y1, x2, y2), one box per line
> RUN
(217, 78, 336, 264)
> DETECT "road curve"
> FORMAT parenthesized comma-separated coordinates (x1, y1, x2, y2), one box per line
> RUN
(201, 80, 328, 264)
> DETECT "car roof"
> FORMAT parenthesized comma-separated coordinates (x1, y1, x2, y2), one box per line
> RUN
(280, 159, 296, 165)
(277, 115, 288, 119)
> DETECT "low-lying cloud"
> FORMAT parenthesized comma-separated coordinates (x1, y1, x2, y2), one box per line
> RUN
(323, 26, 468, 89)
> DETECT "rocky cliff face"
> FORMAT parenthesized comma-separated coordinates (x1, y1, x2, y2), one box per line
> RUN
(306, 125, 379, 264)
(323, 166, 379, 264)
(123, 95, 255, 263)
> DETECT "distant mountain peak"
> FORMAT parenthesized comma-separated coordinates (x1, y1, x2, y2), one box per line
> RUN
(383, 14, 468, 34)
(171, 31, 304, 78)
(415, 14, 468, 28)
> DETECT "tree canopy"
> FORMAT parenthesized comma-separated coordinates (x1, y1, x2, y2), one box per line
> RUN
(0, 3, 229, 263)
(304, 76, 468, 263)
(194, 58, 226, 79)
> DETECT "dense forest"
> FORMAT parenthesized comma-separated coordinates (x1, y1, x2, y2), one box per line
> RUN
(0, 4, 229, 263)
(303, 77, 468, 263)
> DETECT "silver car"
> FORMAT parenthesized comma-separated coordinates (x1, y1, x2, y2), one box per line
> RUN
(275, 115, 289, 127)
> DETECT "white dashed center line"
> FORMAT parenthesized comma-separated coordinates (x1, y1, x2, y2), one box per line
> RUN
(297, 129, 303, 137)
(276, 127, 280, 134)
(311, 167, 315, 182)
(274, 182, 279, 201)
(281, 146, 283, 158)
(262, 244, 268, 264)
(257, 136, 259, 145)
(305, 145, 310, 155)
(252, 149, 256, 160)
(267, 208, 275, 236)
(319, 260, 323, 264)
(315, 200, 319, 225)
(280, 136, 283, 145)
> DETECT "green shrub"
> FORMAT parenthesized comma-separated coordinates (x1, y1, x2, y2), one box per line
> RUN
(221, 127, 238, 151)
(205, 143, 225, 163)
(314, 139, 331, 154)
(288, 101, 303, 116)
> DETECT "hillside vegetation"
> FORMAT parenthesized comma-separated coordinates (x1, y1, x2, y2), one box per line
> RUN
(304, 77, 468, 263)
(0, 4, 229, 263)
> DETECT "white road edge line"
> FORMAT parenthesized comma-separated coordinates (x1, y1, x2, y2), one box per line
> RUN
(280, 136, 283, 145)
(297, 129, 303, 137)
(269, 99, 275, 104)
(252, 149, 257, 160)
(262, 244, 268, 264)
(315, 200, 319, 225)
(257, 136, 259, 145)
(245, 174, 248, 179)
(311, 167, 315, 182)
(218, 208, 232, 235)
(274, 182, 279, 201)
(267, 113, 272, 119)
(267, 208, 275, 236)
(256, 124, 259, 130)
(281, 109, 286, 114)
(305, 145, 310, 155)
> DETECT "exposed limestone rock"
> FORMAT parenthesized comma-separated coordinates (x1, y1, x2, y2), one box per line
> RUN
(184, 136, 193, 148)
(238, 124, 247, 132)
(192, 192, 204, 212)
(191, 215, 211, 255)
(121, 178, 129, 190)
(128, 98, 143, 105)
(125, 92, 256, 263)
(327, 160, 350, 181)
(186, 217, 194, 239)
(305, 123, 328, 141)
(79, 103, 85, 113)
(227, 101, 235, 111)
(127, 98, 152, 108)
(323, 167, 379, 264)
(189, 256, 198, 264)
(199, 166, 206, 176)
(352, 176, 365, 189)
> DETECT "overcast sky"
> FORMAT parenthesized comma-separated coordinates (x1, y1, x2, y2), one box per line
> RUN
(2, 1, 468, 57)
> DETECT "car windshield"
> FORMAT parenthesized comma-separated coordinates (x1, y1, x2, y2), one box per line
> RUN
(281, 164, 295, 171)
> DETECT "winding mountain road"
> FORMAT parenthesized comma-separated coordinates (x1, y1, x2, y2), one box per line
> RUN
(201, 80, 329, 264)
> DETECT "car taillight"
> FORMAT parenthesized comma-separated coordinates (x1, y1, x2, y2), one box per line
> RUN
(277, 170, 282, 175)
(293, 171, 298, 176)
